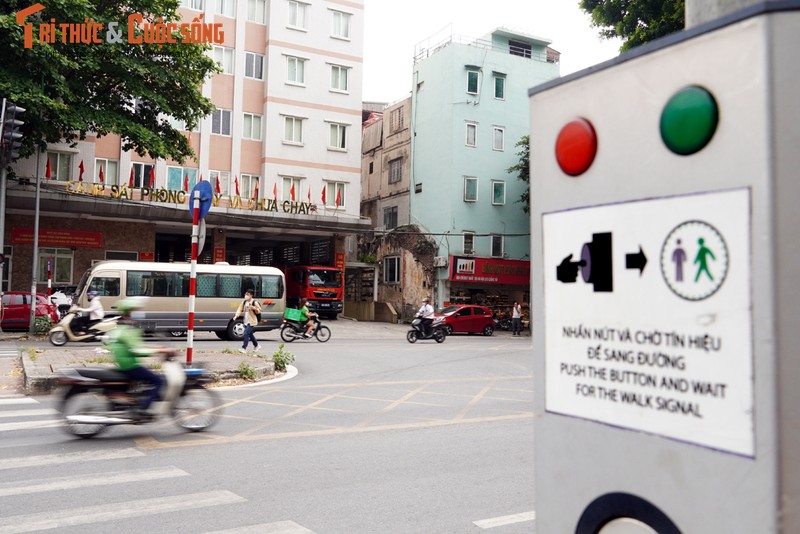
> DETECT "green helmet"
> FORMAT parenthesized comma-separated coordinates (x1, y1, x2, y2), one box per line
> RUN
(114, 297, 148, 314)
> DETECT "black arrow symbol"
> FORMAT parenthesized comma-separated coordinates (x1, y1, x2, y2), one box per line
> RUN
(625, 246, 647, 275)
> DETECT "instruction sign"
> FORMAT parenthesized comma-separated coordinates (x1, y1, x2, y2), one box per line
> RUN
(543, 188, 753, 456)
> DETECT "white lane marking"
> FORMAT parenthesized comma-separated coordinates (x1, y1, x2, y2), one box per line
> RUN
(0, 448, 144, 471)
(474, 511, 537, 529)
(0, 466, 189, 497)
(0, 398, 38, 405)
(0, 420, 62, 432)
(0, 409, 57, 418)
(0, 490, 246, 533)
(204, 520, 317, 534)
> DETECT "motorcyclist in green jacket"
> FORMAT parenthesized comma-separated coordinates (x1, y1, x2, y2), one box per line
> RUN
(105, 298, 163, 417)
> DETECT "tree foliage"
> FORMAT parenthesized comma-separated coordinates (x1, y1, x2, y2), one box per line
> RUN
(579, 0, 685, 52)
(0, 0, 218, 163)
(506, 135, 530, 214)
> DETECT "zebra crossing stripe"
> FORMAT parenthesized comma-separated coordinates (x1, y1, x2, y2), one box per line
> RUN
(474, 511, 537, 529)
(0, 409, 57, 418)
(204, 521, 317, 534)
(0, 397, 37, 405)
(0, 448, 144, 471)
(0, 490, 246, 533)
(0, 466, 189, 497)
(0, 420, 61, 432)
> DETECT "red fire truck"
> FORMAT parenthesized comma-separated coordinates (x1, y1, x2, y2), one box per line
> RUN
(283, 265, 344, 319)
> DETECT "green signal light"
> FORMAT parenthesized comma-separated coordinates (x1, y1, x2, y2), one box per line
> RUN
(660, 86, 719, 155)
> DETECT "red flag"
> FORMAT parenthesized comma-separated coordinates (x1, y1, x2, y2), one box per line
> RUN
(272, 182, 277, 200)
(128, 166, 134, 188)
(307, 186, 311, 203)
(149, 167, 155, 188)
(183, 173, 188, 192)
(290, 183, 295, 201)
(78, 160, 84, 182)
(45, 158, 52, 179)
(234, 175, 240, 196)
(215, 176, 221, 194)
(253, 179, 260, 200)
(199, 174, 203, 182)
(335, 186, 342, 207)
(321, 185, 326, 205)
(98, 165, 104, 184)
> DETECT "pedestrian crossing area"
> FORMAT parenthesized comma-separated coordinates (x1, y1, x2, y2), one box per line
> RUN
(1, 397, 535, 533)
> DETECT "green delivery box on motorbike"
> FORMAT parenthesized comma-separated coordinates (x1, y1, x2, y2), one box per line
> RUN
(283, 308, 305, 321)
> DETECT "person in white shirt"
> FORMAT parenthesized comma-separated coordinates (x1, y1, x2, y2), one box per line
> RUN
(417, 297, 434, 337)
(511, 301, 522, 336)
(75, 290, 105, 333)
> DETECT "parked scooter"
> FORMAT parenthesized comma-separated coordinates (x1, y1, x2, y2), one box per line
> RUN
(407, 315, 446, 343)
(56, 349, 221, 438)
(48, 306, 120, 346)
(280, 316, 331, 342)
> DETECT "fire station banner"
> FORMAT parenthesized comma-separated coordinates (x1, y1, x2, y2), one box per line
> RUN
(449, 256, 530, 286)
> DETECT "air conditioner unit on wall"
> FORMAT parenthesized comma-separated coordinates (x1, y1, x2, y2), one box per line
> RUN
(433, 256, 448, 268)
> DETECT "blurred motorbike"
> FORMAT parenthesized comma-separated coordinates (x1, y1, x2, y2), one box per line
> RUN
(407, 315, 446, 343)
(280, 316, 331, 342)
(56, 349, 221, 438)
(48, 306, 119, 346)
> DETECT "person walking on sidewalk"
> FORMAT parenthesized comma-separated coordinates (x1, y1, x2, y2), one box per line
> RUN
(233, 289, 262, 353)
(511, 301, 522, 336)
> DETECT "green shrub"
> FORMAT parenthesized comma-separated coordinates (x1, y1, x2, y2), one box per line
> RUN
(237, 361, 257, 380)
(272, 343, 295, 372)
(34, 316, 53, 335)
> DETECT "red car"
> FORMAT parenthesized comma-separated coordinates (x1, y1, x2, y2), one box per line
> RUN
(1, 291, 60, 331)
(437, 305, 495, 336)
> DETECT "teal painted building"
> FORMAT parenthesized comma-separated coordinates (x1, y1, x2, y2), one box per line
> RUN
(410, 28, 560, 309)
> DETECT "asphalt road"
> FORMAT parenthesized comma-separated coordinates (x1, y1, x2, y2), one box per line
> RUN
(0, 328, 536, 533)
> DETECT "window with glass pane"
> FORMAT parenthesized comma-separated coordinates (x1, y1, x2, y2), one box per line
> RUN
(288, 1, 306, 28)
(282, 176, 302, 201)
(388, 158, 402, 183)
(39, 248, 72, 284)
(89, 276, 120, 296)
(284, 116, 303, 143)
(215, 0, 234, 16)
(329, 123, 347, 149)
(182, 0, 204, 9)
(212, 46, 234, 74)
(465, 123, 477, 147)
(131, 162, 154, 188)
(493, 127, 505, 151)
(262, 275, 284, 299)
(494, 76, 505, 99)
(209, 170, 230, 196)
(219, 274, 243, 298)
(384, 256, 400, 283)
(287, 56, 305, 83)
(47, 152, 72, 181)
(325, 182, 346, 207)
(211, 109, 232, 135)
(243, 113, 262, 140)
(467, 70, 479, 94)
(167, 167, 198, 191)
(464, 177, 478, 202)
(196, 274, 217, 297)
(332, 10, 350, 38)
(95, 158, 119, 185)
(247, 0, 266, 23)
(245, 52, 264, 79)
(330, 65, 349, 91)
(463, 233, 475, 254)
(383, 206, 398, 229)
(492, 181, 506, 205)
(491, 235, 504, 257)
(241, 174, 259, 199)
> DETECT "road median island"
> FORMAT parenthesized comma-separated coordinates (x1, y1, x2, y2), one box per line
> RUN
(20, 347, 279, 395)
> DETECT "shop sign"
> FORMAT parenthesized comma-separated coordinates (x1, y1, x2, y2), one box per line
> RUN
(11, 227, 103, 248)
(214, 247, 225, 263)
(335, 252, 345, 270)
(64, 181, 319, 216)
(139, 251, 154, 261)
(449, 256, 530, 286)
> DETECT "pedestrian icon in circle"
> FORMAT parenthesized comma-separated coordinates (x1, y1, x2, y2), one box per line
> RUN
(660, 221, 728, 300)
